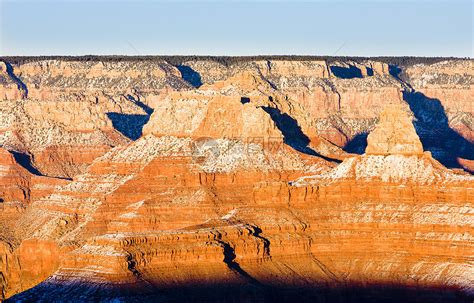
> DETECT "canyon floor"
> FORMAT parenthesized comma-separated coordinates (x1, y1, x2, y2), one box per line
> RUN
(0, 56, 472, 302)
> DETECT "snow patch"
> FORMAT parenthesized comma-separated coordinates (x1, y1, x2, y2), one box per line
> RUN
(221, 209, 238, 220)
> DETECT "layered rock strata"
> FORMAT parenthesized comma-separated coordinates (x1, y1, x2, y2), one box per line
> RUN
(0, 60, 191, 179)
(0, 57, 472, 302)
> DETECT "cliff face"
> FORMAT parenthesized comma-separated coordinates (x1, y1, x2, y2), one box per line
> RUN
(0, 60, 189, 178)
(0, 57, 472, 302)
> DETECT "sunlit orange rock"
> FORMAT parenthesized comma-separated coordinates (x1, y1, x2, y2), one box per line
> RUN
(0, 58, 472, 302)
(366, 104, 423, 155)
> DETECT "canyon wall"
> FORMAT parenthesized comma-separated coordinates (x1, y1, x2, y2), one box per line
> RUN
(0, 57, 472, 302)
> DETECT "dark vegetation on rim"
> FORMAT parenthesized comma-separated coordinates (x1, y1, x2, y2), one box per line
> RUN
(0, 55, 469, 67)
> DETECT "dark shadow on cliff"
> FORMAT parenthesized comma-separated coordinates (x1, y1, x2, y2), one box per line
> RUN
(8, 150, 72, 180)
(126, 94, 154, 115)
(7, 279, 472, 303)
(218, 240, 264, 287)
(343, 133, 368, 155)
(240, 97, 250, 104)
(107, 95, 154, 141)
(10, 151, 43, 176)
(107, 113, 150, 141)
(388, 65, 403, 81)
(330, 65, 363, 79)
(260, 107, 340, 163)
(4, 62, 28, 98)
(403, 91, 474, 172)
(177, 65, 202, 88)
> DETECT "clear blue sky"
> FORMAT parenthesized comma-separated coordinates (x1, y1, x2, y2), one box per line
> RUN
(1, 0, 472, 57)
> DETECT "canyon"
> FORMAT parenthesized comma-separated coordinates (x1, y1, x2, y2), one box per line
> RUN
(0, 56, 472, 302)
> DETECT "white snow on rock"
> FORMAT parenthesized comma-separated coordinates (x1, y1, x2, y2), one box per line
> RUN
(292, 154, 474, 186)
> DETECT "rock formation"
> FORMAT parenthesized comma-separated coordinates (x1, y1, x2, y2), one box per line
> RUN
(403, 60, 474, 169)
(0, 57, 472, 302)
(0, 60, 191, 179)
(365, 104, 423, 155)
